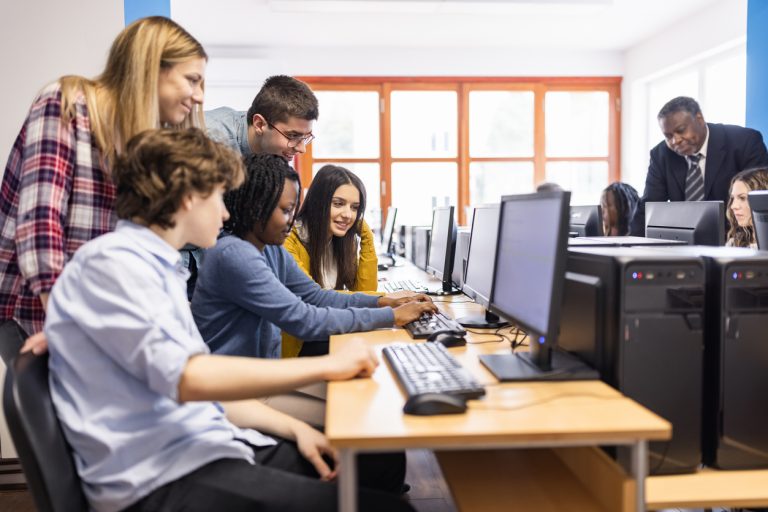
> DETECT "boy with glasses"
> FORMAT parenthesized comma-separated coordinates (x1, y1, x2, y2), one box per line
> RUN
(206, 75, 317, 163)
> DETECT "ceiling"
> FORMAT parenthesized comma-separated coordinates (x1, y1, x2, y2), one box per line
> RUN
(172, 0, 725, 52)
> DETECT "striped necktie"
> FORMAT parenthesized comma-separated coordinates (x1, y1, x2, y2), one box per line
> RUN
(685, 153, 704, 201)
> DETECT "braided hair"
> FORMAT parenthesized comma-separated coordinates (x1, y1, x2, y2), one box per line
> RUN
(224, 153, 301, 239)
(602, 182, 639, 236)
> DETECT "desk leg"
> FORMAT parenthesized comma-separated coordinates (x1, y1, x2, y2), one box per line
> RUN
(338, 448, 357, 512)
(630, 440, 648, 512)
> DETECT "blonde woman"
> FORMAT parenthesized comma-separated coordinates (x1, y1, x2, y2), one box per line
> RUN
(0, 16, 207, 336)
(726, 167, 768, 248)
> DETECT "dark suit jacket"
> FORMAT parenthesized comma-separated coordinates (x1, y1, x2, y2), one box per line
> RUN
(629, 123, 768, 235)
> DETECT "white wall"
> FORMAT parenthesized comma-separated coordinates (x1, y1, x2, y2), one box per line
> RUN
(0, 0, 124, 164)
(203, 46, 624, 109)
(0, 0, 123, 460)
(621, 0, 748, 192)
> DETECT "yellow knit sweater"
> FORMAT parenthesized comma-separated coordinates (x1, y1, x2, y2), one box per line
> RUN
(281, 219, 380, 357)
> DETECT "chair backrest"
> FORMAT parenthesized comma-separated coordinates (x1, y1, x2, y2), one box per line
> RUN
(0, 320, 27, 367)
(3, 351, 88, 512)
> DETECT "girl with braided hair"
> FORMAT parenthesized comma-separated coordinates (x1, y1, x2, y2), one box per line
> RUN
(726, 167, 768, 248)
(601, 182, 640, 236)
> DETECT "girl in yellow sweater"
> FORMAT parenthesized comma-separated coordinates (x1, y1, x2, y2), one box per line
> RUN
(284, 165, 379, 356)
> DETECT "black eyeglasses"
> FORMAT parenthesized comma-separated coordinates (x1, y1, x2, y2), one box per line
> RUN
(267, 122, 315, 148)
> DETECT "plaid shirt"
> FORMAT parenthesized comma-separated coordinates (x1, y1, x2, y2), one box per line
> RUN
(0, 82, 116, 335)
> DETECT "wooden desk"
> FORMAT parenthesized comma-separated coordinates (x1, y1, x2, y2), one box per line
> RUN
(327, 264, 671, 512)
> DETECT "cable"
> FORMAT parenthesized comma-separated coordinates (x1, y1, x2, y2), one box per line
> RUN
(470, 392, 623, 413)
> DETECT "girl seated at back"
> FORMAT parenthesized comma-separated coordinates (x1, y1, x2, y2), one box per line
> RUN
(600, 182, 640, 236)
(726, 167, 768, 248)
(283, 165, 377, 356)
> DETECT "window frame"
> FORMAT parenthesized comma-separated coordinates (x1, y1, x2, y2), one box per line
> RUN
(297, 76, 621, 225)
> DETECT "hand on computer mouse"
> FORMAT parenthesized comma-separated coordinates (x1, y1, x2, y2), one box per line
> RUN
(392, 301, 439, 326)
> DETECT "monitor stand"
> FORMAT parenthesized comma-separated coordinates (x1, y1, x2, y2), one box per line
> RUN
(456, 309, 509, 329)
(479, 348, 598, 382)
(426, 285, 462, 297)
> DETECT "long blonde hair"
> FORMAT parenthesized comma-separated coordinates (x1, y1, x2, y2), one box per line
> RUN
(726, 167, 768, 247)
(59, 16, 207, 166)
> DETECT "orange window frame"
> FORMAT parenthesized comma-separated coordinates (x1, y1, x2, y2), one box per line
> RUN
(297, 76, 622, 226)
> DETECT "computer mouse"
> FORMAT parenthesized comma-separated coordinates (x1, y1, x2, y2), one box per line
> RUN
(403, 393, 468, 416)
(427, 331, 467, 348)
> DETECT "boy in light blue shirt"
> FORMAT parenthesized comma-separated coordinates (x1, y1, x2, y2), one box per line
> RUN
(45, 128, 413, 512)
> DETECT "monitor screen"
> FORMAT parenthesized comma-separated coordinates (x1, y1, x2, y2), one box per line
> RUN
(749, 191, 768, 250)
(645, 201, 725, 246)
(490, 193, 569, 337)
(479, 190, 597, 381)
(569, 205, 603, 237)
(427, 206, 455, 281)
(463, 204, 501, 308)
(380, 207, 397, 255)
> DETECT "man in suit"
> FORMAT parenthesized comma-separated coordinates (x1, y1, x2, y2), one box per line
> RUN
(629, 96, 768, 235)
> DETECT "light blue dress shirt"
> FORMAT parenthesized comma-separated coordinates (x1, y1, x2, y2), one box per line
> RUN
(45, 220, 274, 512)
(205, 106, 254, 157)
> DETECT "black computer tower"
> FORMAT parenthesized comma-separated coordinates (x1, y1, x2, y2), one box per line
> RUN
(643, 246, 768, 470)
(562, 247, 705, 474)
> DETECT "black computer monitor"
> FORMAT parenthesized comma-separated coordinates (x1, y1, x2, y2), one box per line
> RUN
(380, 207, 397, 255)
(645, 201, 725, 246)
(425, 206, 461, 295)
(456, 205, 508, 329)
(478, 191, 598, 381)
(570, 205, 604, 237)
(748, 191, 768, 250)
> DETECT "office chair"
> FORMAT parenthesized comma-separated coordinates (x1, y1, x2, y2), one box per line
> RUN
(0, 320, 27, 366)
(3, 350, 88, 512)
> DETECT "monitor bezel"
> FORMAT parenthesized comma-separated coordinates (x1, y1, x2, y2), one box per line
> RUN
(569, 205, 604, 237)
(487, 191, 572, 356)
(462, 203, 500, 309)
(748, 191, 768, 250)
(380, 207, 397, 255)
(426, 206, 456, 284)
(645, 200, 725, 246)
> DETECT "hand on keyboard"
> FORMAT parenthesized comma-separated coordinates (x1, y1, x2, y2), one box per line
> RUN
(378, 292, 433, 308)
(392, 301, 439, 327)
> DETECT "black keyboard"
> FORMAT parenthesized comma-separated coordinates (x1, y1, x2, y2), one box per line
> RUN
(382, 279, 428, 294)
(403, 312, 467, 339)
(383, 342, 485, 400)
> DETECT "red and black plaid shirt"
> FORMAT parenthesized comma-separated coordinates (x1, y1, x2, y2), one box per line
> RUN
(0, 82, 117, 334)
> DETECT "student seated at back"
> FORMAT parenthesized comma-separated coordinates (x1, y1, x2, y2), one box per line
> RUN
(44, 128, 414, 512)
(726, 167, 768, 248)
(283, 164, 378, 357)
(600, 182, 640, 236)
(191, 153, 435, 360)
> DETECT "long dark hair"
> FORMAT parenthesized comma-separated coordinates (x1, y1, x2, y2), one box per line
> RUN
(295, 165, 367, 290)
(224, 153, 301, 239)
(726, 167, 768, 247)
(603, 182, 639, 236)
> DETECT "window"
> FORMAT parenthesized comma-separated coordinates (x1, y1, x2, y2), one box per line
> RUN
(299, 78, 620, 228)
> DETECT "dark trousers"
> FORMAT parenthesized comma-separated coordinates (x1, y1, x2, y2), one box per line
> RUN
(124, 439, 413, 512)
